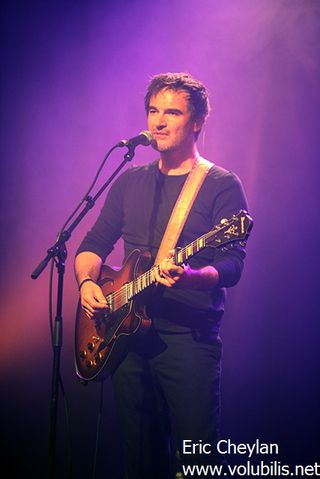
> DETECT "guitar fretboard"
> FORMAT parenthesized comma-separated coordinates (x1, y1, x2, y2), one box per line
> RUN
(106, 224, 224, 312)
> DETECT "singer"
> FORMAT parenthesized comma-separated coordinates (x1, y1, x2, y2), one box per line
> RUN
(75, 73, 249, 478)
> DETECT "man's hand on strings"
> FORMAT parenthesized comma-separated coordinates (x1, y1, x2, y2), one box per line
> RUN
(155, 250, 188, 288)
(155, 250, 220, 290)
(79, 280, 109, 319)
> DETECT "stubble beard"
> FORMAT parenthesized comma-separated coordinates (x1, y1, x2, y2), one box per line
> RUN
(152, 137, 179, 154)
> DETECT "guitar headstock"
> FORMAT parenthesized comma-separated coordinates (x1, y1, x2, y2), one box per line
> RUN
(207, 210, 253, 248)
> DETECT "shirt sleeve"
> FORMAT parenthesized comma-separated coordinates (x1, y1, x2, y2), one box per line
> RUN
(76, 169, 129, 262)
(210, 171, 249, 288)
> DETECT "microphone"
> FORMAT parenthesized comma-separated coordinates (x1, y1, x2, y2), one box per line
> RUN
(117, 130, 153, 148)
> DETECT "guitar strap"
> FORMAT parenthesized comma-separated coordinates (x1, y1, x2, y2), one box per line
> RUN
(154, 156, 213, 265)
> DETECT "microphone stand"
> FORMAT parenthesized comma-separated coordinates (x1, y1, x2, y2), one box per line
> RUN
(31, 144, 137, 479)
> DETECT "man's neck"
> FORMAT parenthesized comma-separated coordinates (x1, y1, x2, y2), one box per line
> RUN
(159, 146, 200, 176)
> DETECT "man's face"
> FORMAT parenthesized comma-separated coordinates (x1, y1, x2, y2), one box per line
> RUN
(147, 88, 202, 153)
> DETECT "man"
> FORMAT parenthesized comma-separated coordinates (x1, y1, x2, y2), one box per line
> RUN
(75, 72, 248, 478)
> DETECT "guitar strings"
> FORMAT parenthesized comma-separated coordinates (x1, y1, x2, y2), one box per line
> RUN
(105, 223, 227, 309)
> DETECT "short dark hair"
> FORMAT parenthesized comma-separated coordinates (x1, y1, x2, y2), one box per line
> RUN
(144, 72, 211, 122)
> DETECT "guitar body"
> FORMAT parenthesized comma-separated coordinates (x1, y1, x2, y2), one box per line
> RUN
(74, 210, 253, 382)
(75, 249, 152, 381)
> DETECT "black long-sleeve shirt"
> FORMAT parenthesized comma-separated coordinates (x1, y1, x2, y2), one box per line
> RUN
(77, 160, 248, 333)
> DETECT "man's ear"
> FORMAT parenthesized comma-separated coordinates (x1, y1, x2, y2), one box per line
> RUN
(193, 116, 205, 134)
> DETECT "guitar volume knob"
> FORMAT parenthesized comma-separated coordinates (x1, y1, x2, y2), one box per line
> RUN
(94, 352, 102, 362)
(87, 342, 95, 352)
(79, 350, 87, 359)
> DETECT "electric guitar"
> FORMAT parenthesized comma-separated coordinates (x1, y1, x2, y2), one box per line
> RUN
(75, 210, 253, 381)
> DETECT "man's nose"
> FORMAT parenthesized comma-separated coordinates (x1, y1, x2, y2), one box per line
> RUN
(155, 114, 166, 129)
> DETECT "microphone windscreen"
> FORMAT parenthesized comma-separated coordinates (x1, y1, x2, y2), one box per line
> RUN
(139, 130, 153, 146)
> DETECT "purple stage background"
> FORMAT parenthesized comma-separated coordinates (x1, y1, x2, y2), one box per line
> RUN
(1, 0, 319, 477)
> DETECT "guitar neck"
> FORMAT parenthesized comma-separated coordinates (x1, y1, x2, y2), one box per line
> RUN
(107, 208, 253, 313)
(107, 264, 159, 312)
(108, 227, 219, 311)
(132, 228, 216, 294)
(174, 228, 216, 265)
